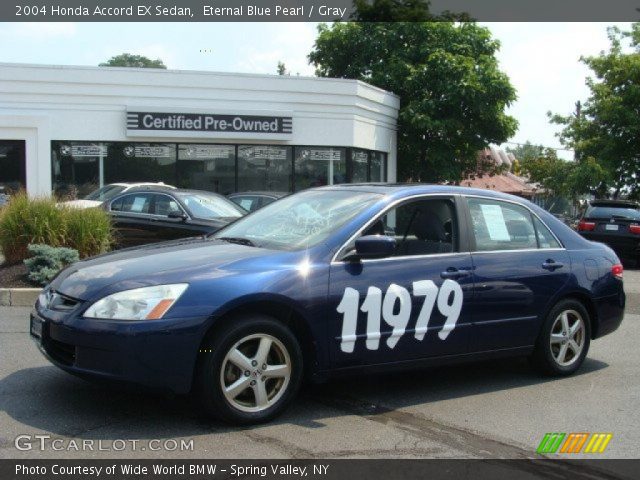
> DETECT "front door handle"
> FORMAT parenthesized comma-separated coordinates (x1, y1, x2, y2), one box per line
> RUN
(440, 268, 471, 280)
(542, 260, 564, 271)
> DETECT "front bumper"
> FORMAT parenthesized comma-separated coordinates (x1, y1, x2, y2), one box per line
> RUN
(30, 308, 207, 394)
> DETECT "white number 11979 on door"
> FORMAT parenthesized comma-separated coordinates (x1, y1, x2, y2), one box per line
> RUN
(337, 279, 463, 353)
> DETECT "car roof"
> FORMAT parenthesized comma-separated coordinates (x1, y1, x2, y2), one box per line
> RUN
(107, 182, 176, 189)
(119, 186, 227, 197)
(314, 183, 529, 202)
(589, 199, 638, 208)
(228, 191, 288, 198)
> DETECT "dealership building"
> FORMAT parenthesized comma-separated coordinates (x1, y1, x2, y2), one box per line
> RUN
(0, 63, 398, 198)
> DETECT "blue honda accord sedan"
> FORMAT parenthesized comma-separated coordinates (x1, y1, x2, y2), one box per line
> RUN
(31, 184, 625, 424)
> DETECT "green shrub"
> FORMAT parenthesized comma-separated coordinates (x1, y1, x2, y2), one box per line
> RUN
(0, 193, 68, 264)
(66, 206, 113, 258)
(24, 244, 80, 286)
(0, 193, 113, 264)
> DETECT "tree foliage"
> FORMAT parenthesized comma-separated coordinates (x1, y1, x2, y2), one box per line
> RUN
(550, 23, 640, 198)
(308, 22, 517, 182)
(277, 61, 288, 75)
(506, 141, 546, 164)
(100, 53, 167, 69)
(516, 147, 608, 200)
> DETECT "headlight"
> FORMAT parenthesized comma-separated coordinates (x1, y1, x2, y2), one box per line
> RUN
(83, 284, 188, 321)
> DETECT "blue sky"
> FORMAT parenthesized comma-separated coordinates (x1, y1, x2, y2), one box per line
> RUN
(0, 22, 632, 159)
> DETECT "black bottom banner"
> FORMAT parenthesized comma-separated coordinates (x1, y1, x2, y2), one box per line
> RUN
(2, 459, 639, 480)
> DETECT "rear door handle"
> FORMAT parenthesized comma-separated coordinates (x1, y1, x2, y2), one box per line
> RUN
(542, 260, 564, 271)
(440, 268, 471, 280)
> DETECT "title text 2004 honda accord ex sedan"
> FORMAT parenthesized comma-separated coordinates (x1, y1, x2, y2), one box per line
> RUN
(31, 185, 625, 424)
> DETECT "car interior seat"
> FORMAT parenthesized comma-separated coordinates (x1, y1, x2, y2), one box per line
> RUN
(399, 209, 452, 255)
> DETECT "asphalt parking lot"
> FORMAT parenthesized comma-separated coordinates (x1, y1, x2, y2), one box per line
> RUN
(0, 271, 638, 461)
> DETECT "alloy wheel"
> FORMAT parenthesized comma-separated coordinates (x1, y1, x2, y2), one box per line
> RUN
(550, 309, 586, 367)
(219, 334, 291, 413)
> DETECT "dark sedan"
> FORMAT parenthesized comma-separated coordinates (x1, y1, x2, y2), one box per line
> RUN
(577, 200, 640, 265)
(32, 185, 624, 424)
(228, 191, 288, 212)
(105, 187, 246, 247)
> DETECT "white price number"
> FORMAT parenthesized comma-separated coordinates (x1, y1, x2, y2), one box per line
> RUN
(337, 280, 463, 353)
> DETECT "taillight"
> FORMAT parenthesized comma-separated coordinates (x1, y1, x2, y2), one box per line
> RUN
(612, 264, 623, 280)
(578, 220, 596, 231)
(629, 224, 640, 235)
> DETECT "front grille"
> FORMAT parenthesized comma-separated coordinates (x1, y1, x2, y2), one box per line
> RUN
(43, 336, 76, 366)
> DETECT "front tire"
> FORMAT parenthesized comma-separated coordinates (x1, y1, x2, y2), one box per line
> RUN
(531, 299, 591, 376)
(195, 315, 303, 425)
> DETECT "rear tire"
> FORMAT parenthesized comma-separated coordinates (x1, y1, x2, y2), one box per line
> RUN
(531, 299, 591, 376)
(194, 315, 303, 425)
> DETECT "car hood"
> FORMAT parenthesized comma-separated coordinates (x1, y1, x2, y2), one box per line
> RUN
(187, 216, 240, 228)
(48, 237, 280, 300)
(60, 199, 102, 209)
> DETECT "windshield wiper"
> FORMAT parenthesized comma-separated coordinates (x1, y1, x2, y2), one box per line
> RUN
(218, 236, 256, 247)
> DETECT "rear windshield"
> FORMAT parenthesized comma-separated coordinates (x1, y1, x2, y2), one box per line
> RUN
(586, 206, 640, 220)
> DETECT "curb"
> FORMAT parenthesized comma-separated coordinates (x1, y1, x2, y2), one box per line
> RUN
(0, 288, 40, 307)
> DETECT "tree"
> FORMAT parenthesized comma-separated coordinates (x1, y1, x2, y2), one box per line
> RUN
(99, 53, 166, 69)
(550, 23, 640, 198)
(309, 22, 517, 182)
(277, 61, 288, 75)
(517, 147, 608, 201)
(506, 141, 546, 164)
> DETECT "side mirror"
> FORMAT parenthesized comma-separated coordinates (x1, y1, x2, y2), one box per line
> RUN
(167, 211, 187, 221)
(352, 235, 396, 260)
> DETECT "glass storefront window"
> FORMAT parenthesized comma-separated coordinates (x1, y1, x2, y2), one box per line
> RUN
(294, 147, 346, 191)
(238, 145, 292, 192)
(52, 142, 177, 199)
(177, 144, 235, 195)
(51, 141, 387, 198)
(0, 140, 26, 194)
(52, 141, 108, 198)
(106, 143, 176, 186)
(370, 151, 387, 182)
(351, 150, 369, 183)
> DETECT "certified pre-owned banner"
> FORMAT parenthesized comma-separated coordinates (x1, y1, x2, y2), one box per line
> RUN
(3, 0, 640, 22)
(2, 459, 638, 480)
(126, 112, 293, 135)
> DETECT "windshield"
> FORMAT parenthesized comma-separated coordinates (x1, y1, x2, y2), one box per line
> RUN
(214, 189, 382, 250)
(177, 192, 245, 220)
(586, 206, 640, 220)
(85, 185, 126, 201)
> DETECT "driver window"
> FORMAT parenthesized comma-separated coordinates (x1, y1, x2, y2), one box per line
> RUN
(361, 198, 457, 256)
(154, 194, 183, 216)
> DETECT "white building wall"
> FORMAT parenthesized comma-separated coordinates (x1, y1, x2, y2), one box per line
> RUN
(0, 63, 399, 195)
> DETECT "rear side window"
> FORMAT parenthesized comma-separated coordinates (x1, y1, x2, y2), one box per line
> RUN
(110, 193, 153, 214)
(260, 196, 277, 208)
(533, 217, 561, 249)
(586, 206, 640, 220)
(232, 196, 260, 212)
(467, 198, 537, 251)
